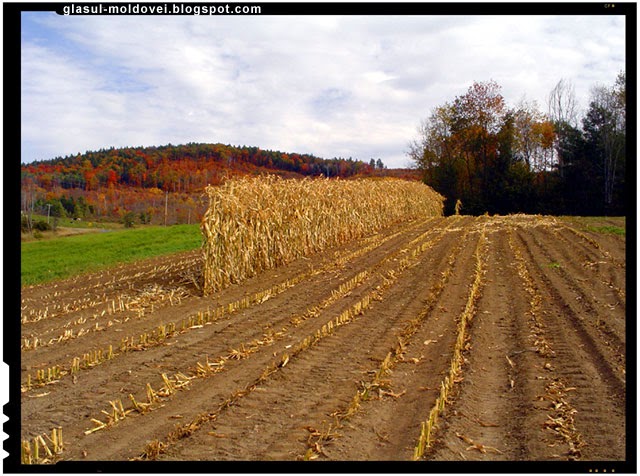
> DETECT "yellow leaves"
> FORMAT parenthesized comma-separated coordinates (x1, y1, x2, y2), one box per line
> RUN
(532, 119, 556, 149)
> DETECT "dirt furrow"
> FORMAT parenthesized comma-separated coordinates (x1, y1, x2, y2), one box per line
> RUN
(21, 218, 438, 393)
(20, 219, 422, 334)
(133, 217, 468, 461)
(560, 218, 626, 265)
(293, 220, 480, 461)
(556, 222, 626, 270)
(527, 225, 626, 363)
(429, 224, 563, 461)
(21, 251, 201, 317)
(546, 223, 626, 300)
(22, 219, 435, 354)
(513, 229, 626, 461)
(515, 227, 626, 385)
(155, 219, 475, 461)
(28, 217, 447, 460)
(550, 224, 627, 308)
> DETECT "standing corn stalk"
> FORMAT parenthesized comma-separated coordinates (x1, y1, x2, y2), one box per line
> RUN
(454, 199, 462, 215)
(201, 175, 443, 295)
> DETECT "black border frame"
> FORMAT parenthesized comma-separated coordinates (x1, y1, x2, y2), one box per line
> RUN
(4, 2, 637, 473)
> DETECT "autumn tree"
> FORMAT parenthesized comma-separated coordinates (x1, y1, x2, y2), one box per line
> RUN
(513, 99, 556, 172)
(410, 81, 521, 214)
(408, 103, 462, 213)
(410, 81, 566, 214)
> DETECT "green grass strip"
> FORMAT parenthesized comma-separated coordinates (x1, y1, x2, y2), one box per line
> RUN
(587, 225, 626, 236)
(21, 224, 202, 286)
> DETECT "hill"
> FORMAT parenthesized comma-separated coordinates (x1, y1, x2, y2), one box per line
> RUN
(21, 142, 421, 228)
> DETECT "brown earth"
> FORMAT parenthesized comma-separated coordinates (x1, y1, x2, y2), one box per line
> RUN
(18, 215, 628, 467)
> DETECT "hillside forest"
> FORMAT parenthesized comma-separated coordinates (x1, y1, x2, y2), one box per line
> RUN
(20, 143, 412, 230)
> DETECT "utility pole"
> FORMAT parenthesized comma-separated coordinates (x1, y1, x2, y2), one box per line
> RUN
(46, 204, 52, 224)
(164, 191, 168, 226)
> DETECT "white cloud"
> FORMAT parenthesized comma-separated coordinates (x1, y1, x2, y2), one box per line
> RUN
(21, 13, 626, 167)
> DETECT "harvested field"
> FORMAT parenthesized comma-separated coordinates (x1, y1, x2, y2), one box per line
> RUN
(17, 214, 627, 468)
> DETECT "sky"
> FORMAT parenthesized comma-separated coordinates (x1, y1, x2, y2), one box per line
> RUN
(20, 10, 626, 168)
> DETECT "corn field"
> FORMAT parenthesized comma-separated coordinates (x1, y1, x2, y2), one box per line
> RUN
(17, 204, 626, 466)
(200, 175, 444, 294)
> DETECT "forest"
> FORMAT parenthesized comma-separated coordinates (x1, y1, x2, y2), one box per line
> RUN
(408, 74, 627, 216)
(20, 143, 413, 229)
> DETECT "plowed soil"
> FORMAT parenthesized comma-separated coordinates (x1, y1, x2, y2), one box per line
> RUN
(18, 215, 627, 466)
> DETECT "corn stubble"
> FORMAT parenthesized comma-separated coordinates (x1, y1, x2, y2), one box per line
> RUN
(414, 222, 488, 460)
(21, 428, 63, 464)
(201, 175, 443, 295)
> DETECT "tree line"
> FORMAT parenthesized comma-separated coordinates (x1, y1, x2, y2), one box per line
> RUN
(408, 74, 626, 216)
(22, 143, 386, 194)
(20, 142, 393, 229)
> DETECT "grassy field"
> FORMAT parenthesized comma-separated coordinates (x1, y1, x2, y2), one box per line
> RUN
(563, 216, 626, 236)
(20, 215, 625, 287)
(585, 224, 626, 236)
(21, 224, 202, 286)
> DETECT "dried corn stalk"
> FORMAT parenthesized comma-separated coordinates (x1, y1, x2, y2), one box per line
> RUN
(201, 175, 443, 294)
